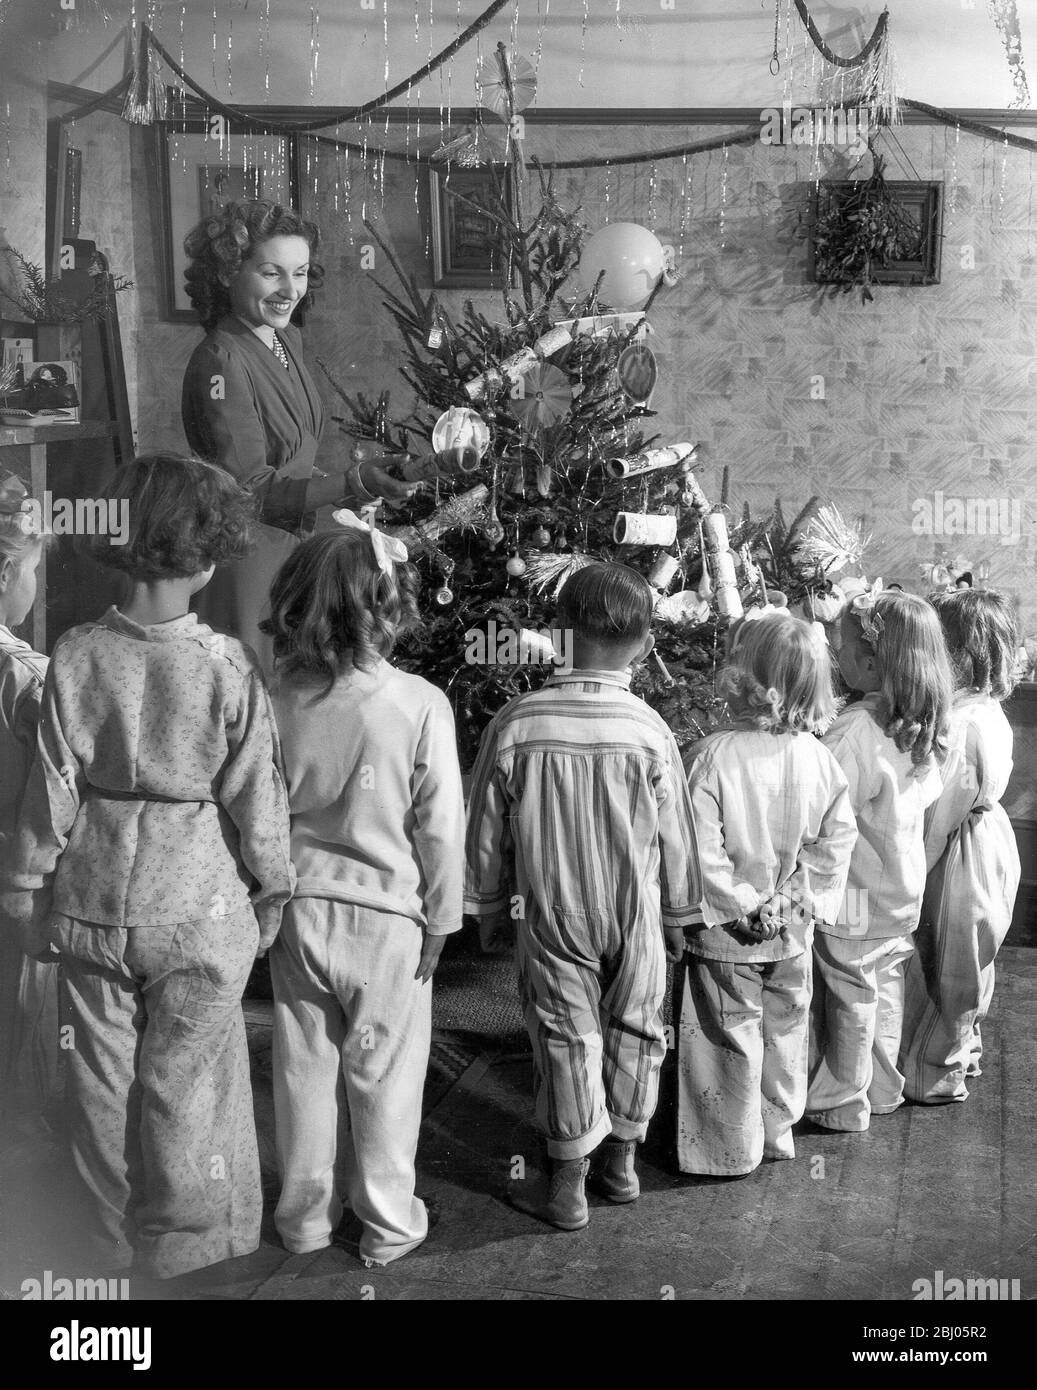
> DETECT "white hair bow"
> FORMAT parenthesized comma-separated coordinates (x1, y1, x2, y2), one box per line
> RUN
(331, 508, 409, 575)
(850, 576, 884, 649)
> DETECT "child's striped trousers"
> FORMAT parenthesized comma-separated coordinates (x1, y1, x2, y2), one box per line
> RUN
(516, 905, 666, 1161)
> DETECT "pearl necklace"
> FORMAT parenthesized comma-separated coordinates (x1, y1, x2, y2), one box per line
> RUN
(270, 334, 290, 371)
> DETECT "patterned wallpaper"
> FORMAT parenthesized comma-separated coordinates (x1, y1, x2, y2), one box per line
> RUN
(108, 116, 1037, 642)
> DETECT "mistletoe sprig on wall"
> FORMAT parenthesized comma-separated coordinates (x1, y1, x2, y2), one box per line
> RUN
(811, 153, 921, 304)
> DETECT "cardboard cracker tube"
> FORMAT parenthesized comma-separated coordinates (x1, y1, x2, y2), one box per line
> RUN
(606, 443, 698, 480)
(613, 511, 678, 547)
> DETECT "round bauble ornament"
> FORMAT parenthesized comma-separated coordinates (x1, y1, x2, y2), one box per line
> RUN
(432, 406, 491, 460)
(532, 525, 551, 548)
(433, 584, 454, 606)
(579, 222, 677, 312)
(506, 550, 527, 577)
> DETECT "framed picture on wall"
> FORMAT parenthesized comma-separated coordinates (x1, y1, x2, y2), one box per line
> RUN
(156, 120, 300, 323)
(428, 165, 514, 289)
(809, 179, 944, 287)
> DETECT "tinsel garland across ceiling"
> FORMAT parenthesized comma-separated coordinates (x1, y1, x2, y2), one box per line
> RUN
(48, 2, 1037, 166)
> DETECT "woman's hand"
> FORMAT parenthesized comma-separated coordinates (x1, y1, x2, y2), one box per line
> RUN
(357, 461, 418, 502)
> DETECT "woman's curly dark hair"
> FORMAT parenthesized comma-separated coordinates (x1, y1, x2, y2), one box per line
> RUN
(84, 453, 255, 579)
(261, 531, 420, 690)
(183, 200, 324, 332)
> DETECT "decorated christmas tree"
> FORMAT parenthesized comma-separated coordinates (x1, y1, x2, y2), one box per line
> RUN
(323, 47, 862, 769)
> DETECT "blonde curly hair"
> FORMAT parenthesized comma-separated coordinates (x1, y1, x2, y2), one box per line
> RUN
(720, 613, 837, 735)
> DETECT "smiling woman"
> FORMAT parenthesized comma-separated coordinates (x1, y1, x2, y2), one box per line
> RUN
(180, 200, 414, 666)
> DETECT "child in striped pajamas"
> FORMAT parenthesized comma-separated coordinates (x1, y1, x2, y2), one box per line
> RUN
(465, 563, 701, 1231)
(263, 523, 465, 1267)
(899, 590, 1021, 1103)
(0, 471, 60, 1120)
(2, 454, 294, 1278)
(678, 610, 857, 1176)
(807, 589, 951, 1132)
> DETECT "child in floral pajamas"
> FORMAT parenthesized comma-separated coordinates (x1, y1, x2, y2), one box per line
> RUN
(2, 454, 294, 1278)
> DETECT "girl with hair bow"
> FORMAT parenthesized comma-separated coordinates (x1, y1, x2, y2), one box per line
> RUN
(260, 521, 465, 1268)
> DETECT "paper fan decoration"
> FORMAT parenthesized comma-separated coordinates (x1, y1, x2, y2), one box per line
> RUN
(512, 364, 573, 439)
(477, 52, 537, 119)
(794, 504, 871, 575)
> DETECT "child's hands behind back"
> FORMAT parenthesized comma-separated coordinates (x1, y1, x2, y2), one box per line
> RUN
(733, 907, 782, 943)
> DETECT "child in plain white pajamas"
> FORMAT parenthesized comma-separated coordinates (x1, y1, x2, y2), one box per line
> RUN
(899, 589, 1022, 1103)
(678, 610, 856, 1176)
(264, 520, 465, 1267)
(807, 588, 951, 1132)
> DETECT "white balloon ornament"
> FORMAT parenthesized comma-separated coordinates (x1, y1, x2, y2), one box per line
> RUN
(580, 222, 679, 312)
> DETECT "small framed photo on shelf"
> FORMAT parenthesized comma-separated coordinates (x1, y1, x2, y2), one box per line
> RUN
(156, 119, 301, 323)
(2, 337, 34, 381)
(428, 165, 514, 289)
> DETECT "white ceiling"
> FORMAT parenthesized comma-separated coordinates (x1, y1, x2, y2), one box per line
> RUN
(41, 0, 1037, 112)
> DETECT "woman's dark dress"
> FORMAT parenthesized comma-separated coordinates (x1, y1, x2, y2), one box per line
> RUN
(182, 314, 326, 667)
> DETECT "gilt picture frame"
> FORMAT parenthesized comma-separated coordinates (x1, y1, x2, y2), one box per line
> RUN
(428, 164, 514, 290)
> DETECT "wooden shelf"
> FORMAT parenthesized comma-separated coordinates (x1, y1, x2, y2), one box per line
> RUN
(0, 420, 119, 447)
